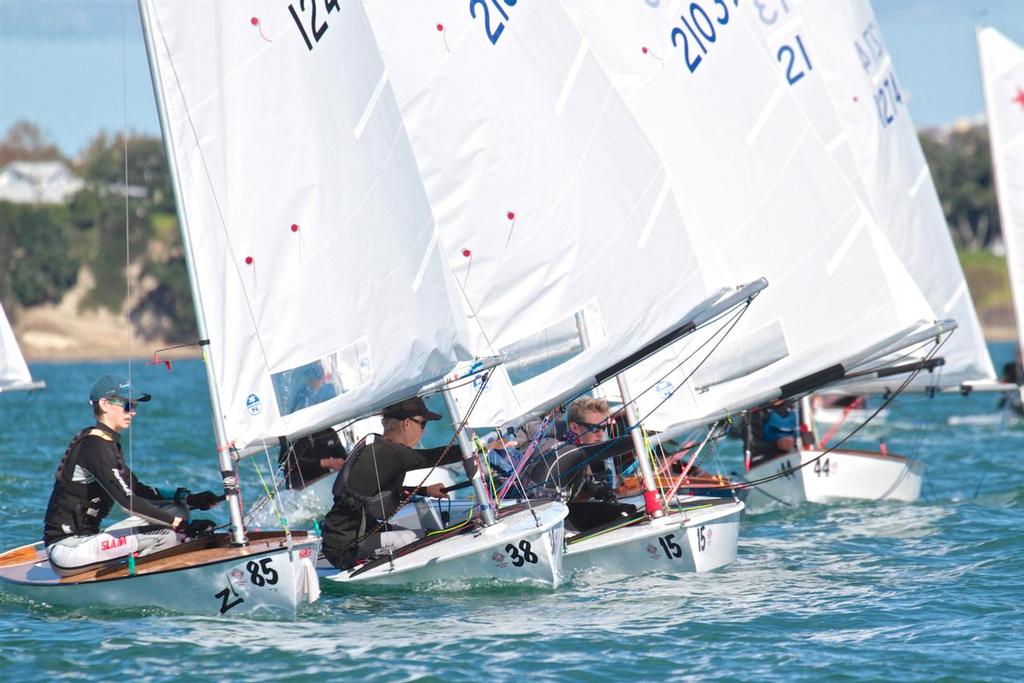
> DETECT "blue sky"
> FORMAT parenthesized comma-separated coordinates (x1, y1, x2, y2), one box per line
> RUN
(2, 0, 1024, 157)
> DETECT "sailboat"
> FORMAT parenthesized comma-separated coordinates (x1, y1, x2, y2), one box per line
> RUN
(723, 0, 1003, 512)
(0, 302, 45, 395)
(979, 26, 1024, 411)
(554, 0, 957, 516)
(0, 0, 514, 614)
(358, 1, 758, 579)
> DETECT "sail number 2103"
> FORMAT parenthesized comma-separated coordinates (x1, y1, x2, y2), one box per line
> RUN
(470, 0, 521, 46)
(669, 0, 739, 74)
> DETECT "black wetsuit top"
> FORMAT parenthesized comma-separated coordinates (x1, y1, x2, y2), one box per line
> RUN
(321, 439, 462, 569)
(43, 423, 178, 545)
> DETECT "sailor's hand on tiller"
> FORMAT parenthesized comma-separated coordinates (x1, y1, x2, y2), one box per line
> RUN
(424, 483, 448, 499)
(186, 491, 224, 510)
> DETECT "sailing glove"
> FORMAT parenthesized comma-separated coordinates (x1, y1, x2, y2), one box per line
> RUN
(185, 491, 224, 510)
(180, 519, 216, 538)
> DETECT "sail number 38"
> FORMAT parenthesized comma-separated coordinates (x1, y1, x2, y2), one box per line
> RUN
(505, 540, 538, 567)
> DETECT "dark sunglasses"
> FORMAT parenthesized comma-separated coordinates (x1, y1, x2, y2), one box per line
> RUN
(573, 420, 609, 434)
(408, 417, 427, 428)
(107, 397, 138, 412)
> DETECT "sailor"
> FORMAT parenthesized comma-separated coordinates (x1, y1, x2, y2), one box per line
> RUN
(320, 396, 461, 570)
(752, 399, 799, 463)
(43, 374, 222, 576)
(506, 397, 618, 501)
(278, 427, 347, 490)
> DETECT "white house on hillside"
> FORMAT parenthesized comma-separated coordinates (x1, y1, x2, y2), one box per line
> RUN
(0, 161, 84, 204)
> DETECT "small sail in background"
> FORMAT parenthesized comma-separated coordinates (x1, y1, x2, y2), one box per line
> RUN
(0, 302, 44, 394)
(979, 26, 1024, 368)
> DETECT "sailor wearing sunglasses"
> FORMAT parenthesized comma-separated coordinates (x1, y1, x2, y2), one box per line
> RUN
(42, 374, 222, 576)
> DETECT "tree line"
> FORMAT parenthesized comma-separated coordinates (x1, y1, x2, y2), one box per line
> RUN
(0, 120, 1005, 341)
(0, 121, 195, 341)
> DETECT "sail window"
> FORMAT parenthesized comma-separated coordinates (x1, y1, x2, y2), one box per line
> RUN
(499, 303, 604, 385)
(271, 337, 373, 416)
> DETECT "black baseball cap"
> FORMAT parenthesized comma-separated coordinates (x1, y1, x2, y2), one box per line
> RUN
(382, 396, 441, 421)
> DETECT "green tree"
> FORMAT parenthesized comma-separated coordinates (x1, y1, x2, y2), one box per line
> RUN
(71, 131, 174, 311)
(0, 203, 78, 306)
(0, 121, 64, 166)
(919, 126, 999, 249)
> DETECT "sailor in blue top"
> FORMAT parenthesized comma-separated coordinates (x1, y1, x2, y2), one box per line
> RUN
(761, 400, 799, 456)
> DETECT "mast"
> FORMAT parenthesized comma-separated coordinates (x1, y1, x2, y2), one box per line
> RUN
(576, 312, 662, 517)
(615, 376, 663, 518)
(441, 391, 497, 526)
(137, 1, 247, 546)
(798, 395, 815, 450)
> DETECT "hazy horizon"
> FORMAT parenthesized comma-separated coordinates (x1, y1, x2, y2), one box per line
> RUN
(2, 0, 1024, 157)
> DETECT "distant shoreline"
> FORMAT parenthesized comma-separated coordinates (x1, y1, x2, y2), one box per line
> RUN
(24, 347, 201, 364)
(22, 330, 1019, 364)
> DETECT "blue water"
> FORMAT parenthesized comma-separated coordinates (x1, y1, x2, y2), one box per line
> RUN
(1, 344, 1022, 681)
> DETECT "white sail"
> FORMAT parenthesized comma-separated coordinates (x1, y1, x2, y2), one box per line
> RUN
(364, 1, 738, 427)
(786, 0, 994, 390)
(142, 1, 470, 451)
(0, 302, 43, 394)
(979, 27, 1024, 362)
(557, 1, 940, 429)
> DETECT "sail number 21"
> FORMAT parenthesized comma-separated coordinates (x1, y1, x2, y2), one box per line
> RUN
(669, 0, 739, 74)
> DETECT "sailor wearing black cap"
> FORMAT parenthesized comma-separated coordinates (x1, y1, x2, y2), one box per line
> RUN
(42, 374, 223, 576)
(321, 396, 461, 570)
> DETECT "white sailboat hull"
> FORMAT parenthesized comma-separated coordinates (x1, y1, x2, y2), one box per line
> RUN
(563, 499, 742, 576)
(742, 448, 924, 513)
(320, 502, 567, 588)
(0, 533, 321, 619)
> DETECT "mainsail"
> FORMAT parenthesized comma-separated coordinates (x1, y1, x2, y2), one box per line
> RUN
(557, 2, 941, 429)
(364, 1, 742, 427)
(979, 26, 1024, 364)
(141, 1, 471, 453)
(789, 0, 994, 391)
(0, 303, 44, 394)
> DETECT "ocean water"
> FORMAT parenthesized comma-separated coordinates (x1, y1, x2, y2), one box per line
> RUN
(1, 344, 1022, 681)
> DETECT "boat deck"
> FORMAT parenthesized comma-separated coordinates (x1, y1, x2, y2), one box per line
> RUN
(0, 531, 315, 585)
